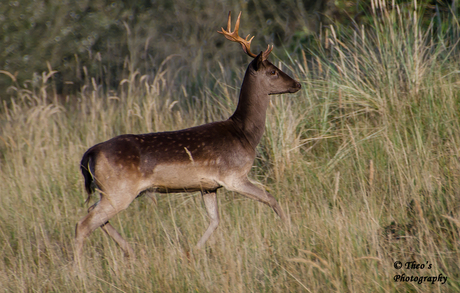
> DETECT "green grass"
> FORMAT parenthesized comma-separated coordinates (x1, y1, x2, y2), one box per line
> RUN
(1, 2, 460, 292)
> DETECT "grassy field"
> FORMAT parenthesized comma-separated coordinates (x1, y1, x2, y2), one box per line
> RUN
(1, 3, 460, 292)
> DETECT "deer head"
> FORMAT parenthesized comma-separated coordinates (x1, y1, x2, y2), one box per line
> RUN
(219, 11, 300, 95)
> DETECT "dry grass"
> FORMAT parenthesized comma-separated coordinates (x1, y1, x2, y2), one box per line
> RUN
(1, 2, 460, 292)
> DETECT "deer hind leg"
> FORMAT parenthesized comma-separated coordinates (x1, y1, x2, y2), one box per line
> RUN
(100, 222, 134, 257)
(196, 191, 219, 248)
(74, 194, 134, 260)
(227, 178, 287, 223)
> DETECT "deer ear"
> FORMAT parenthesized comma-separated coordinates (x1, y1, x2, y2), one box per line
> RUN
(252, 51, 264, 71)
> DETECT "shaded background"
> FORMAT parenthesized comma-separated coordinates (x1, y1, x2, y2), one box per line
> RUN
(1, 0, 455, 96)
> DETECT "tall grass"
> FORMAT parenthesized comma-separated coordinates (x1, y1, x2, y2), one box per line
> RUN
(1, 2, 460, 291)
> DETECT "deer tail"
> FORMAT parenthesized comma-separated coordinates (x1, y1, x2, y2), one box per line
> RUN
(80, 148, 97, 203)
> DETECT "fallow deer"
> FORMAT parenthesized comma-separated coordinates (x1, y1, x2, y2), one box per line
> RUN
(75, 11, 301, 260)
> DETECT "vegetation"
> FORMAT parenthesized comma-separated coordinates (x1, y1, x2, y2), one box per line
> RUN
(1, 0, 460, 291)
(0, 0, 338, 94)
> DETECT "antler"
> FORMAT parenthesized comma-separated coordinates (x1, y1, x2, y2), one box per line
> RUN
(218, 11, 273, 61)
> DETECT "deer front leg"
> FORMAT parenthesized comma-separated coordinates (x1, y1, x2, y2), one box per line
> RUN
(227, 178, 287, 223)
(196, 191, 219, 248)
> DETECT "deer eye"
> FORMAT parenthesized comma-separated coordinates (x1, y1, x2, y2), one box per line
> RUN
(270, 70, 277, 75)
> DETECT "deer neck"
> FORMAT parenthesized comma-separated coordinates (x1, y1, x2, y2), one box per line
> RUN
(230, 71, 269, 149)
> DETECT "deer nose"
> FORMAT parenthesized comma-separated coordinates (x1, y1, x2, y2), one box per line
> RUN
(287, 81, 301, 93)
